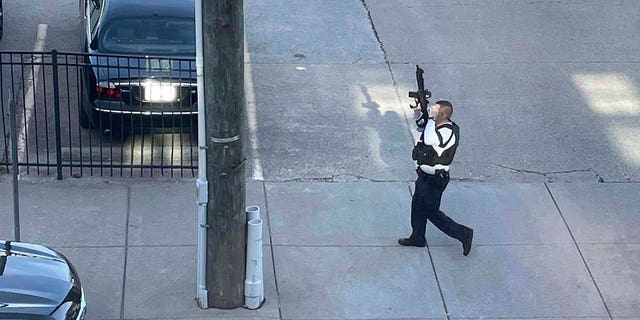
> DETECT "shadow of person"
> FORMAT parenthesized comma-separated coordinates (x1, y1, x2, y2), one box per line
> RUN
(357, 83, 415, 181)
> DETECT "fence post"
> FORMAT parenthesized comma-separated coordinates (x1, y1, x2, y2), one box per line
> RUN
(51, 50, 63, 180)
(9, 97, 21, 241)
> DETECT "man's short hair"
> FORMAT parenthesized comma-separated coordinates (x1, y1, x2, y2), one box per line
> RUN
(436, 100, 453, 118)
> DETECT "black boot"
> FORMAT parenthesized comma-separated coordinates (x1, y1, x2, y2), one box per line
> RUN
(398, 237, 426, 247)
(461, 227, 473, 256)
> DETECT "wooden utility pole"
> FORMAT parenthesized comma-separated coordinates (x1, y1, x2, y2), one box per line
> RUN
(202, 0, 246, 309)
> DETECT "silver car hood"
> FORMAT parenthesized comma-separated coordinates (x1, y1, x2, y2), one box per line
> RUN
(0, 241, 73, 316)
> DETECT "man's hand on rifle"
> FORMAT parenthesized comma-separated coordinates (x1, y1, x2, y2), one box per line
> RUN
(409, 98, 421, 110)
(410, 98, 423, 119)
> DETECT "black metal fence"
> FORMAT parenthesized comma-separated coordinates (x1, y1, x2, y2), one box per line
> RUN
(0, 50, 198, 178)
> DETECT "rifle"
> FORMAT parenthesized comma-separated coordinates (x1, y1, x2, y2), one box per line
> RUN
(408, 65, 432, 129)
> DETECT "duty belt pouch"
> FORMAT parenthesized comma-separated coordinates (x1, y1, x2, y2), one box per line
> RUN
(412, 142, 429, 164)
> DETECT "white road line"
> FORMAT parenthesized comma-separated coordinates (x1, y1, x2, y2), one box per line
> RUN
(244, 40, 264, 181)
(16, 24, 48, 163)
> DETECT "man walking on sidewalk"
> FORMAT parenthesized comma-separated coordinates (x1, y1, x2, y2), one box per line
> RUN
(399, 100, 474, 256)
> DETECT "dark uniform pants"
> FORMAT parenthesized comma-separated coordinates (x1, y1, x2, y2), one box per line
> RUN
(411, 169, 467, 243)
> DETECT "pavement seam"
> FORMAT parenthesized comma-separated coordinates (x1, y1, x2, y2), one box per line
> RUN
(263, 179, 418, 184)
(390, 61, 640, 65)
(120, 318, 281, 320)
(454, 316, 612, 320)
(544, 183, 614, 320)
(425, 222, 451, 320)
(263, 181, 284, 320)
(270, 243, 579, 248)
(405, 183, 451, 320)
(359, 0, 387, 63)
(360, 0, 419, 151)
(49, 244, 218, 249)
(245, 61, 389, 65)
(281, 318, 444, 320)
(119, 185, 132, 320)
(272, 244, 409, 248)
(454, 161, 607, 183)
(268, 175, 401, 183)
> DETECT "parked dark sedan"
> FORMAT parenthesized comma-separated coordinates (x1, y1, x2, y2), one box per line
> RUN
(79, 0, 197, 130)
(0, 241, 86, 319)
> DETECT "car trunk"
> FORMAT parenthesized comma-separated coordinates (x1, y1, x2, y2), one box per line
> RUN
(91, 55, 197, 111)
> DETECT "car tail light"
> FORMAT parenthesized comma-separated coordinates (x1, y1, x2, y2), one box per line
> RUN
(96, 81, 121, 100)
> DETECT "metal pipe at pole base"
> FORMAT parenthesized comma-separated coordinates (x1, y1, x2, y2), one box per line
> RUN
(194, 0, 208, 309)
(244, 215, 264, 309)
(246, 205, 260, 222)
(245, 206, 264, 301)
(196, 180, 209, 309)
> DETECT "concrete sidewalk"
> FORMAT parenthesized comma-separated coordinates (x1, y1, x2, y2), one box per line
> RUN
(1, 177, 639, 320)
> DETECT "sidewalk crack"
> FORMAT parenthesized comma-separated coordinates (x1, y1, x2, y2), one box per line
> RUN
(544, 183, 613, 320)
(425, 241, 451, 320)
(461, 161, 607, 182)
(360, 0, 388, 63)
(405, 180, 450, 320)
(274, 174, 389, 183)
(263, 181, 284, 320)
(359, 0, 419, 151)
(489, 163, 595, 177)
(119, 185, 132, 320)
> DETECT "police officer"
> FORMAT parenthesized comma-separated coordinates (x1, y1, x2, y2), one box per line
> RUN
(398, 100, 474, 256)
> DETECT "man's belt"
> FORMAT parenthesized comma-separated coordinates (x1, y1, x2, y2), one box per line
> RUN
(417, 168, 449, 179)
(418, 165, 449, 175)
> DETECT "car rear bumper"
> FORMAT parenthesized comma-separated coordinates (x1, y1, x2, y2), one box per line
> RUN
(87, 100, 197, 129)
(92, 99, 197, 115)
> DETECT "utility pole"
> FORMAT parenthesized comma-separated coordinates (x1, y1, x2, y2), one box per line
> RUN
(196, 0, 246, 309)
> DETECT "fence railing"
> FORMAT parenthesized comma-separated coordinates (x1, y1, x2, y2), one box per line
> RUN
(0, 50, 198, 178)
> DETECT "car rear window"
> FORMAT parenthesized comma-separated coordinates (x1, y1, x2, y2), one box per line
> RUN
(101, 17, 195, 54)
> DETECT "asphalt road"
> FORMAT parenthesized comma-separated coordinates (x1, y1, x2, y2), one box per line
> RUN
(248, 0, 640, 183)
(370, 0, 640, 183)
(0, 0, 86, 176)
(1, 0, 639, 182)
